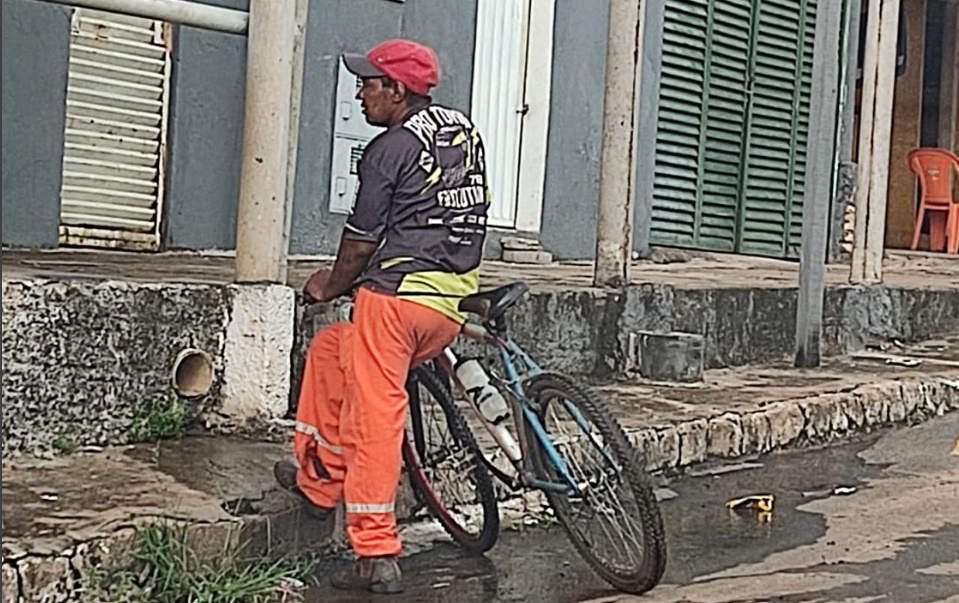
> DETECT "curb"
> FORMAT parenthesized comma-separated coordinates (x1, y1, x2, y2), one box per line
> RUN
(628, 376, 959, 472)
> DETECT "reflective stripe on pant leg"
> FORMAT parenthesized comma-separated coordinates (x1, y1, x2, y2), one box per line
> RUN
(345, 502, 396, 514)
(293, 322, 350, 509)
(295, 421, 343, 456)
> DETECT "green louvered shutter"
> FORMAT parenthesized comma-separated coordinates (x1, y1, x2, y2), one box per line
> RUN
(737, 0, 817, 257)
(651, 0, 819, 259)
(699, 0, 752, 250)
(651, 0, 750, 251)
(650, 0, 712, 248)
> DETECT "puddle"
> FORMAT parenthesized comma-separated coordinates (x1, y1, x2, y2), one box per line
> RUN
(304, 432, 887, 603)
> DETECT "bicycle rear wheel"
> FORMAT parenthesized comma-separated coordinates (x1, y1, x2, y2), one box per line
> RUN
(402, 361, 500, 554)
(524, 372, 667, 594)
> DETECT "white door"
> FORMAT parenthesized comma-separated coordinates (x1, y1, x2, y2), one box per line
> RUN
(58, 8, 171, 251)
(471, 0, 531, 228)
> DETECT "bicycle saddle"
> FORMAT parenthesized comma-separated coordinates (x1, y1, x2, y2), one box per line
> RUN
(459, 281, 529, 322)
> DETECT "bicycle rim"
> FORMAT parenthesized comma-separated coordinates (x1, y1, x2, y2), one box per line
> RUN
(525, 373, 667, 594)
(403, 363, 500, 554)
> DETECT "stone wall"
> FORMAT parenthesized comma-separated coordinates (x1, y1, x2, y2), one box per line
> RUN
(635, 377, 959, 473)
(4, 278, 957, 453)
(291, 283, 959, 411)
(1, 280, 294, 458)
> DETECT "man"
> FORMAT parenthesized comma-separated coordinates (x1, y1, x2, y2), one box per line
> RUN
(273, 39, 490, 594)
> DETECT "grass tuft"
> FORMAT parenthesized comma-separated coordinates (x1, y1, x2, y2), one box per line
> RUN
(80, 521, 312, 603)
(129, 396, 188, 443)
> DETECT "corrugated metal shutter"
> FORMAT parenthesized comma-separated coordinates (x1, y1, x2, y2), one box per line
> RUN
(650, 0, 817, 259)
(58, 9, 170, 251)
(471, 0, 529, 228)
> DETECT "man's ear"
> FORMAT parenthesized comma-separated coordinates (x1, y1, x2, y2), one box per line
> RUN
(392, 81, 408, 102)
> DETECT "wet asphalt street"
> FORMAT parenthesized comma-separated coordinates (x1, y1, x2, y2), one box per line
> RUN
(305, 413, 959, 603)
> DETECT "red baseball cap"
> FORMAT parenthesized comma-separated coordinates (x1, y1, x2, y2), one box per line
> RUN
(343, 39, 440, 96)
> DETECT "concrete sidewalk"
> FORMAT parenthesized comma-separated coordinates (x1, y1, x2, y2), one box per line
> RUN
(2, 247, 957, 292)
(3, 338, 957, 602)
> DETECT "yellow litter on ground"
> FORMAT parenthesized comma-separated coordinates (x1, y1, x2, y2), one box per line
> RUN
(726, 494, 775, 513)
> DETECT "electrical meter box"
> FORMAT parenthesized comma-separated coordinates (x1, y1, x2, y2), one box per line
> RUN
(329, 58, 384, 215)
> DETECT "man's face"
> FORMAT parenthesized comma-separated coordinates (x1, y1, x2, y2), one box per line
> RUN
(356, 77, 398, 126)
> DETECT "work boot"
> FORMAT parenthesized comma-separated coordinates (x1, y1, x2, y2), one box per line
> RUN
(330, 557, 404, 594)
(272, 460, 334, 522)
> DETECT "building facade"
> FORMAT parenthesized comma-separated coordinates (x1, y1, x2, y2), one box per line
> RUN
(6, 0, 949, 262)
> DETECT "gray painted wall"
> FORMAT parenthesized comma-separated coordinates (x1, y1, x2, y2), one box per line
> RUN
(0, 0, 630, 262)
(164, 0, 249, 250)
(539, 0, 611, 260)
(1, 0, 71, 249)
(633, 0, 666, 257)
(165, 0, 478, 254)
(538, 0, 667, 261)
(164, 0, 248, 249)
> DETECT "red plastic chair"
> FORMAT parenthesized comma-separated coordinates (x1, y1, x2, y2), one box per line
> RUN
(906, 148, 959, 255)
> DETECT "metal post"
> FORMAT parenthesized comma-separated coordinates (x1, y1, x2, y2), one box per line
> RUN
(594, 0, 645, 288)
(234, 0, 297, 283)
(41, 0, 247, 34)
(278, 0, 309, 283)
(796, 0, 844, 369)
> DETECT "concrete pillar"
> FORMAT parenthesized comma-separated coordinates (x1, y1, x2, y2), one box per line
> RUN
(850, 0, 901, 284)
(279, 0, 309, 284)
(594, 0, 645, 288)
(235, 0, 296, 284)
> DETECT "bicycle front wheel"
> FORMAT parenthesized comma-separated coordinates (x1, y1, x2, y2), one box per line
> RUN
(402, 361, 500, 554)
(524, 373, 667, 594)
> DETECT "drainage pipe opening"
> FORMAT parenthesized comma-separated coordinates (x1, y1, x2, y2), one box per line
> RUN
(172, 349, 214, 398)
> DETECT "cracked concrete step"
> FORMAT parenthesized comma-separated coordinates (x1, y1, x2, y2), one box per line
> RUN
(628, 376, 959, 472)
(609, 341, 959, 471)
(0, 437, 351, 603)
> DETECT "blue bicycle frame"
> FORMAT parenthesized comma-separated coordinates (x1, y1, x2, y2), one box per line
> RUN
(442, 325, 586, 497)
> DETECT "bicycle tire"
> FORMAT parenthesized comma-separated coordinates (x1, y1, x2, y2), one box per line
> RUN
(402, 363, 500, 554)
(524, 372, 667, 594)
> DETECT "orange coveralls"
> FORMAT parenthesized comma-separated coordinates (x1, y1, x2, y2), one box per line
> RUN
(293, 286, 460, 557)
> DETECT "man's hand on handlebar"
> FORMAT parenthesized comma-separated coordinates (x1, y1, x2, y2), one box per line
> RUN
(303, 237, 377, 304)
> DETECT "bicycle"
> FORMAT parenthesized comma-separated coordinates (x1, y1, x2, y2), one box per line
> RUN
(396, 281, 668, 594)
